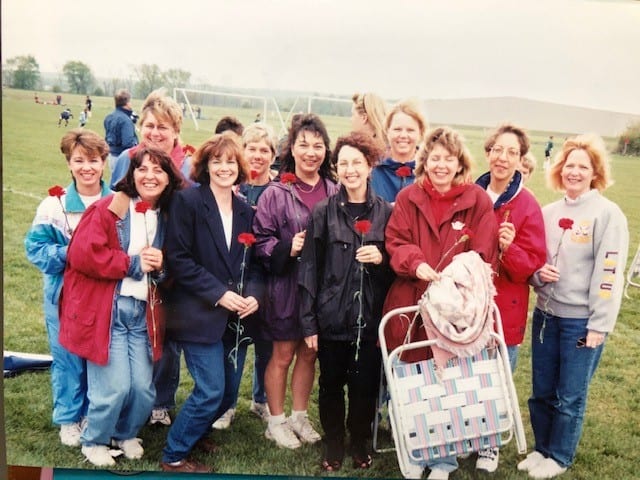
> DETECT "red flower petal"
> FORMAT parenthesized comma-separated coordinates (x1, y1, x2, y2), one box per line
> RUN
(48, 185, 66, 198)
(182, 144, 196, 155)
(135, 201, 151, 214)
(461, 227, 474, 240)
(558, 218, 574, 230)
(280, 172, 297, 185)
(395, 166, 412, 178)
(354, 220, 372, 235)
(250, 170, 259, 180)
(238, 232, 257, 247)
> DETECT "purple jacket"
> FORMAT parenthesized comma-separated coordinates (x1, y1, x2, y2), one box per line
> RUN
(253, 178, 339, 340)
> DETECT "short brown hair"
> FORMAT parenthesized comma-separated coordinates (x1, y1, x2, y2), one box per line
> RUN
(190, 132, 247, 185)
(415, 127, 474, 187)
(114, 146, 186, 211)
(332, 131, 383, 168)
(114, 89, 131, 108)
(483, 123, 530, 157)
(60, 129, 109, 162)
(548, 133, 612, 192)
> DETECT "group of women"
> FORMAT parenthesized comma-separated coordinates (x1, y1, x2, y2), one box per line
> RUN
(25, 89, 629, 479)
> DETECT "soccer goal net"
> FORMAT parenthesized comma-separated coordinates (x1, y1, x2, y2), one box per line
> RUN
(174, 88, 286, 133)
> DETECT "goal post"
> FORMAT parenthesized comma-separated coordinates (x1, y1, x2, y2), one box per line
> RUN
(173, 88, 285, 133)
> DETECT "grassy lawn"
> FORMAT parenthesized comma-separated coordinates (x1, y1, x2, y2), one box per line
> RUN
(3, 87, 640, 479)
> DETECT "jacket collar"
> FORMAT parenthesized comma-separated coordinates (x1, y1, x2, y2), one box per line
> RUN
(475, 170, 523, 209)
(65, 180, 112, 213)
(107, 191, 132, 219)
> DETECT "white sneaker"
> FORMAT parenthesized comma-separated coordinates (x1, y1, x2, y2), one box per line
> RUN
(403, 462, 424, 479)
(528, 457, 567, 479)
(476, 447, 499, 473)
(115, 437, 144, 459)
(250, 401, 270, 421)
(265, 420, 302, 449)
(212, 407, 236, 430)
(289, 414, 321, 444)
(427, 467, 449, 480)
(149, 408, 172, 426)
(60, 422, 82, 447)
(81, 445, 116, 467)
(517, 450, 546, 472)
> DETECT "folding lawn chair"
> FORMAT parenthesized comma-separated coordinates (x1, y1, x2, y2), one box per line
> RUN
(375, 251, 526, 478)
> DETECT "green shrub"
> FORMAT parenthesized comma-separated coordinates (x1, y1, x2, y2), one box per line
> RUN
(617, 121, 640, 156)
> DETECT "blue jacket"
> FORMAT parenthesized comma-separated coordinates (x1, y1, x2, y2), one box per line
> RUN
(165, 185, 263, 344)
(370, 158, 416, 203)
(104, 106, 138, 156)
(25, 181, 112, 309)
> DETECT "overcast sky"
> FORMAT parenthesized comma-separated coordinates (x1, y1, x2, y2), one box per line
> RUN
(3, 0, 639, 114)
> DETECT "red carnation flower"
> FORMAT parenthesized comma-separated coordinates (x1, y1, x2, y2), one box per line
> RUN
(238, 232, 257, 247)
(558, 218, 574, 230)
(250, 170, 259, 180)
(135, 201, 151, 214)
(461, 227, 474, 241)
(182, 144, 196, 155)
(280, 172, 297, 185)
(48, 185, 66, 198)
(354, 220, 372, 235)
(395, 166, 412, 178)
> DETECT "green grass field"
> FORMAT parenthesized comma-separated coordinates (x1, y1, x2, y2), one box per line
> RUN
(3, 87, 640, 479)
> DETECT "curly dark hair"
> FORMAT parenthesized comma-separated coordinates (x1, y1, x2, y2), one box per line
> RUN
(332, 131, 383, 167)
(114, 146, 186, 210)
(278, 113, 336, 181)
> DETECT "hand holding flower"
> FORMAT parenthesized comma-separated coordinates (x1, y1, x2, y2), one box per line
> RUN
(140, 246, 163, 272)
(416, 262, 440, 282)
(237, 295, 259, 319)
(355, 245, 382, 265)
(498, 221, 516, 252)
(538, 263, 560, 283)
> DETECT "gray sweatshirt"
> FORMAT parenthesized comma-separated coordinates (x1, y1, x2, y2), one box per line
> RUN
(532, 189, 628, 333)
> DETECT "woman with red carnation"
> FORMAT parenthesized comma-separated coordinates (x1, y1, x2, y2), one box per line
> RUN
(299, 131, 394, 472)
(520, 134, 629, 479)
(213, 123, 279, 430)
(25, 129, 112, 448)
(382, 127, 498, 480)
(159, 132, 262, 473)
(59, 146, 185, 467)
(253, 113, 339, 449)
(370, 99, 427, 203)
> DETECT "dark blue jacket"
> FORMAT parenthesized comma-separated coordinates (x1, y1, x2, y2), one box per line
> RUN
(165, 185, 263, 344)
(104, 106, 138, 156)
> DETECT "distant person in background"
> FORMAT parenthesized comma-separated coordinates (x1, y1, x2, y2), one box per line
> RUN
(474, 124, 546, 473)
(544, 135, 554, 171)
(34, 93, 40, 104)
(56, 94, 62, 105)
(370, 99, 427, 203)
(58, 108, 73, 127)
(79, 108, 88, 128)
(255, 112, 262, 123)
(351, 92, 389, 154)
(521, 134, 628, 479)
(212, 123, 278, 431)
(520, 152, 537, 183)
(104, 89, 138, 171)
(85, 95, 92, 118)
(25, 129, 111, 448)
(215, 115, 245, 136)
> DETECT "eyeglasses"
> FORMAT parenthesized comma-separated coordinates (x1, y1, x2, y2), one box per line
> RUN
(490, 145, 521, 160)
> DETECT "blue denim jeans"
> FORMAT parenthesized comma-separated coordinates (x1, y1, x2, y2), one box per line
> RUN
(506, 344, 520, 373)
(529, 308, 604, 468)
(44, 300, 88, 425)
(162, 340, 225, 463)
(82, 296, 155, 445)
(153, 339, 181, 409)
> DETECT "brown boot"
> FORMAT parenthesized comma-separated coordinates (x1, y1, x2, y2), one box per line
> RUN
(160, 458, 213, 473)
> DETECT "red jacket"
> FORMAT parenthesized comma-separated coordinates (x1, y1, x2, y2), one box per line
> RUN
(59, 192, 165, 365)
(490, 187, 546, 346)
(382, 182, 498, 359)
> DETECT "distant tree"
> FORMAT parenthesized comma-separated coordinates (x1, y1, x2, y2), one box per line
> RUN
(164, 68, 191, 92)
(134, 64, 165, 98)
(62, 61, 95, 94)
(4, 55, 41, 90)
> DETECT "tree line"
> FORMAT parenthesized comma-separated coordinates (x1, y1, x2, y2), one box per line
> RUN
(2, 55, 192, 100)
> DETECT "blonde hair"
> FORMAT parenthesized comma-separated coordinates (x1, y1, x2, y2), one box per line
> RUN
(242, 122, 277, 156)
(521, 152, 537, 174)
(139, 88, 183, 135)
(415, 127, 474, 187)
(352, 92, 388, 149)
(548, 133, 612, 192)
(384, 98, 428, 140)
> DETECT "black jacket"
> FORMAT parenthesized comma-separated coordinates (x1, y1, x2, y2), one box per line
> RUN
(299, 185, 394, 341)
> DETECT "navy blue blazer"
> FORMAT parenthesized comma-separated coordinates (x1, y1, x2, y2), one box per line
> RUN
(165, 184, 263, 344)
